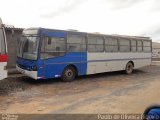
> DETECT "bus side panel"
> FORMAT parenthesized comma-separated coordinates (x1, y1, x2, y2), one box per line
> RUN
(42, 52, 87, 79)
(87, 52, 151, 75)
(37, 60, 45, 79)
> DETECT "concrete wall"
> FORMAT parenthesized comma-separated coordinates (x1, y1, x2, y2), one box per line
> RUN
(5, 28, 23, 68)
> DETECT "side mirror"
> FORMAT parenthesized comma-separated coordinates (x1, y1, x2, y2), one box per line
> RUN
(144, 105, 160, 120)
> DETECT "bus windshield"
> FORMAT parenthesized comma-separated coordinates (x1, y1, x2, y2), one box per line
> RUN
(17, 36, 39, 60)
(0, 28, 6, 54)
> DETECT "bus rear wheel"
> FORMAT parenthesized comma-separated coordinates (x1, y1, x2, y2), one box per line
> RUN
(61, 66, 76, 82)
(125, 62, 134, 74)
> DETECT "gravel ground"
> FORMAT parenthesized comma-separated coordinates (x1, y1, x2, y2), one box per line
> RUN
(0, 76, 30, 95)
(0, 63, 160, 116)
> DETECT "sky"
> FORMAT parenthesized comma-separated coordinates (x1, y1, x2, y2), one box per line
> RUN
(0, 0, 160, 42)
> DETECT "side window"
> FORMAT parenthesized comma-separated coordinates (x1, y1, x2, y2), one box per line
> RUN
(67, 34, 86, 52)
(131, 40, 137, 52)
(119, 39, 130, 52)
(105, 37, 118, 52)
(143, 41, 151, 52)
(41, 37, 65, 59)
(88, 36, 104, 52)
(137, 40, 143, 52)
(0, 28, 6, 54)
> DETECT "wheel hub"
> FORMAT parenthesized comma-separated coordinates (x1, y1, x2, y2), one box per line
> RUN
(65, 69, 73, 78)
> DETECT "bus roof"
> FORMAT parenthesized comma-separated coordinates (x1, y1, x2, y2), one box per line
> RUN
(24, 27, 151, 41)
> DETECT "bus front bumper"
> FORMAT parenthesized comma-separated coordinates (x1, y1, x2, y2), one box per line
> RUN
(16, 65, 37, 79)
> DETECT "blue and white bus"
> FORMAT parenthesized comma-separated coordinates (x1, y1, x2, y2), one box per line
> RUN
(16, 28, 152, 81)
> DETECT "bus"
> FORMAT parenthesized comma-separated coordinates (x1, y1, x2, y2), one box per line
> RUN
(0, 18, 8, 80)
(16, 28, 152, 82)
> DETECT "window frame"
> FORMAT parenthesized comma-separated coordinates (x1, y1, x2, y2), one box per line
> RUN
(40, 36, 66, 60)
(17, 35, 40, 61)
(118, 38, 131, 52)
(0, 28, 7, 54)
(131, 39, 137, 52)
(87, 35, 105, 53)
(105, 36, 119, 52)
(143, 40, 152, 53)
(137, 40, 143, 52)
(67, 33, 87, 52)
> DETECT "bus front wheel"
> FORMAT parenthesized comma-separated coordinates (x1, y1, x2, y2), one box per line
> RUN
(125, 62, 134, 74)
(61, 66, 76, 82)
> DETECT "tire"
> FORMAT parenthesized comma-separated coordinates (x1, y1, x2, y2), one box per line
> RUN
(125, 62, 134, 74)
(61, 66, 76, 82)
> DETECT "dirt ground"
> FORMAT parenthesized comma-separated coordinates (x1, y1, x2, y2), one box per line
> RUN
(0, 62, 160, 116)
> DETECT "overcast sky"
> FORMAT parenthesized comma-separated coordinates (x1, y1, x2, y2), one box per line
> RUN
(0, 0, 160, 42)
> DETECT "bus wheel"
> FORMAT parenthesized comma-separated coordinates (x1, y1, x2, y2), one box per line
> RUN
(61, 66, 76, 82)
(125, 62, 134, 74)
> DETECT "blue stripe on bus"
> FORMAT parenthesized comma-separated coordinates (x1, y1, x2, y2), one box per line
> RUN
(41, 57, 151, 65)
